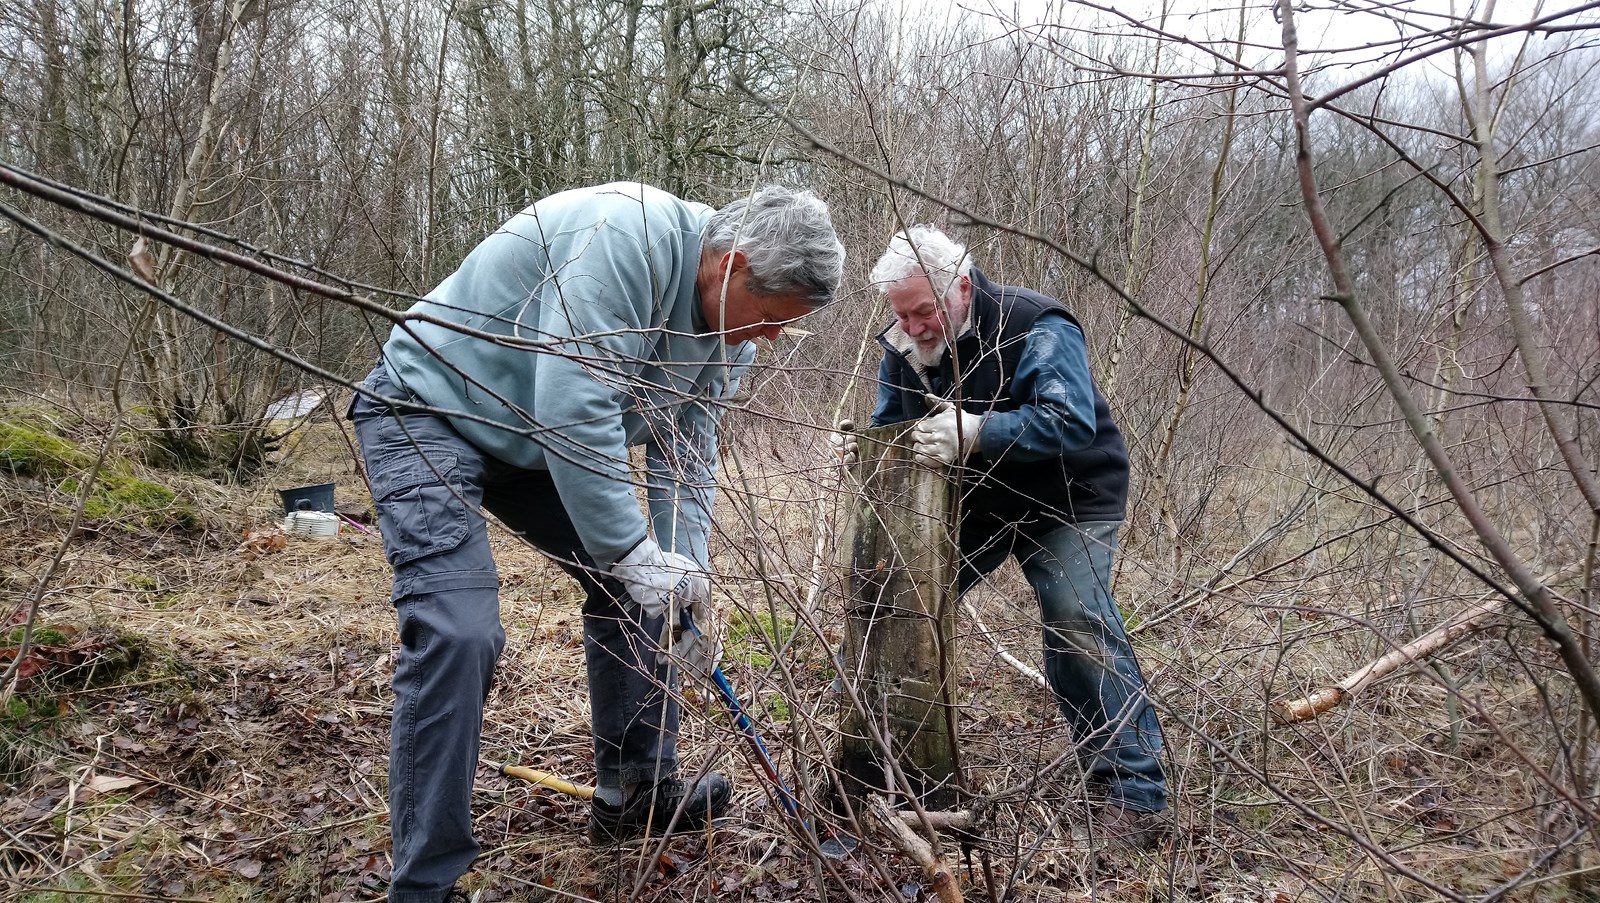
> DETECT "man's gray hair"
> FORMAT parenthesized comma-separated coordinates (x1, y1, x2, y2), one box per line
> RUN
(704, 186, 845, 307)
(869, 226, 972, 302)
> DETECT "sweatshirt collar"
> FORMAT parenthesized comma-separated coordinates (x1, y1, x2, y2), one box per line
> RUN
(685, 233, 714, 335)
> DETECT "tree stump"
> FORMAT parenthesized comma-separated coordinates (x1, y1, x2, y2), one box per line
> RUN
(837, 421, 959, 810)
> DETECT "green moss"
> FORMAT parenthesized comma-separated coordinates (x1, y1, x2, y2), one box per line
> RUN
(127, 643, 198, 685)
(0, 420, 91, 479)
(122, 575, 182, 609)
(726, 610, 797, 671)
(1, 690, 65, 781)
(0, 414, 206, 533)
(1, 627, 142, 783)
(763, 692, 790, 721)
(19, 873, 95, 902)
(58, 474, 201, 531)
(1120, 605, 1141, 630)
(3, 624, 73, 646)
(721, 611, 800, 721)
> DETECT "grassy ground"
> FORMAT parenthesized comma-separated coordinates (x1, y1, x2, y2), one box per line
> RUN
(0, 412, 1586, 902)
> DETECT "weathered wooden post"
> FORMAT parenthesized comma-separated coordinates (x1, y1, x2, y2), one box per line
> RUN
(836, 421, 960, 810)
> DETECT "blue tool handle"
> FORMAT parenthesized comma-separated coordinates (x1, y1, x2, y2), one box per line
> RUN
(710, 665, 803, 817)
(680, 609, 805, 820)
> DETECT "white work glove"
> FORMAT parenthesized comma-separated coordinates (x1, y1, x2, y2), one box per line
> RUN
(611, 537, 710, 620)
(829, 418, 858, 468)
(669, 604, 723, 682)
(913, 393, 983, 467)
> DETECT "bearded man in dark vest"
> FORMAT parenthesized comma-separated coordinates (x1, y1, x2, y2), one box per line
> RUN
(859, 226, 1170, 846)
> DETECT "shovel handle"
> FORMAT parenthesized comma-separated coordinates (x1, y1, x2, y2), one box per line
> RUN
(500, 764, 595, 800)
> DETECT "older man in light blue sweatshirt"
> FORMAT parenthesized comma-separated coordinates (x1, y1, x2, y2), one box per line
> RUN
(350, 182, 844, 903)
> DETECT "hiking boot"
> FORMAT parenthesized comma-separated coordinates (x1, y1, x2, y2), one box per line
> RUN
(1094, 804, 1174, 851)
(588, 772, 732, 844)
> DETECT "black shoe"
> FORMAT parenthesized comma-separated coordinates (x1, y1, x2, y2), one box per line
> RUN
(589, 772, 732, 843)
(1094, 804, 1174, 851)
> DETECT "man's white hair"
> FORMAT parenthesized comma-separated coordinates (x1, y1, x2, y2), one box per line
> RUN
(869, 226, 972, 302)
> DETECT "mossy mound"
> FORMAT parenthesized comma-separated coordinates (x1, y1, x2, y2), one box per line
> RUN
(2, 414, 203, 533)
(58, 473, 203, 532)
(0, 420, 93, 479)
(3, 624, 75, 646)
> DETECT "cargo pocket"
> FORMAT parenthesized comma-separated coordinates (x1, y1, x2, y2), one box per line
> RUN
(372, 455, 470, 567)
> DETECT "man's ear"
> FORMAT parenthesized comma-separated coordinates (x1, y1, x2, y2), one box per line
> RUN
(723, 249, 750, 277)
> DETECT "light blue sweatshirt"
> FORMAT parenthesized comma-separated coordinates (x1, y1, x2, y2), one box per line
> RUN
(382, 182, 751, 569)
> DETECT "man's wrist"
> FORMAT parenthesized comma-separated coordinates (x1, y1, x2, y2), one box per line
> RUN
(611, 534, 660, 572)
(964, 412, 985, 455)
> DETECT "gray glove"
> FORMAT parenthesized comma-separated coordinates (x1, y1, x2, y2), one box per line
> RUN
(913, 394, 983, 467)
(611, 537, 709, 619)
(669, 606, 723, 681)
(829, 418, 859, 467)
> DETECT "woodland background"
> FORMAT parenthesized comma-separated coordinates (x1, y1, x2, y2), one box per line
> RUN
(1, 0, 1598, 901)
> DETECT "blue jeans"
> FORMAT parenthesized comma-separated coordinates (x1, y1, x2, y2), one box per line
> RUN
(351, 366, 681, 903)
(960, 522, 1168, 812)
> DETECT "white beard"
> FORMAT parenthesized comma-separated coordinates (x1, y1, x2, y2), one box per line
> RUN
(909, 337, 947, 367)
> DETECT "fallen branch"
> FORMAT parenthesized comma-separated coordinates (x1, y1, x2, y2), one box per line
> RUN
(868, 795, 963, 903)
(1275, 0, 1600, 727)
(1273, 560, 1587, 724)
(897, 809, 976, 832)
(1272, 594, 1506, 724)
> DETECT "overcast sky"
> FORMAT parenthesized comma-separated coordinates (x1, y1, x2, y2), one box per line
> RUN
(939, 0, 1580, 74)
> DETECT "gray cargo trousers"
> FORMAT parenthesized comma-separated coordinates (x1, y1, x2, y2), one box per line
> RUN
(350, 365, 681, 903)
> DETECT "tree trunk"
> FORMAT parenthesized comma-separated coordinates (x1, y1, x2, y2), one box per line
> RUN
(837, 422, 960, 810)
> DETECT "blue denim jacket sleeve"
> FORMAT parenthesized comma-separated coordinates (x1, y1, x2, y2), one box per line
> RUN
(975, 313, 1098, 462)
(870, 355, 905, 427)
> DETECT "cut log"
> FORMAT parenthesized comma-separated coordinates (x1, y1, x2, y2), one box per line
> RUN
(897, 809, 976, 831)
(837, 422, 960, 809)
